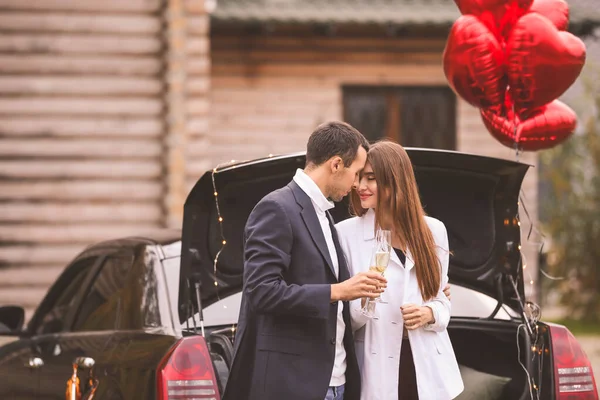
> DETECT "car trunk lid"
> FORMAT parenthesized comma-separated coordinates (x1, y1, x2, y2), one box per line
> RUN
(179, 149, 530, 322)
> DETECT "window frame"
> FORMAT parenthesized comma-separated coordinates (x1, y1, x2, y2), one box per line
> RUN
(342, 85, 457, 150)
(27, 254, 106, 336)
(69, 249, 136, 333)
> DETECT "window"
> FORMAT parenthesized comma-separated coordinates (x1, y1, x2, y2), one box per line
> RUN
(72, 252, 133, 332)
(343, 86, 457, 149)
(31, 257, 98, 335)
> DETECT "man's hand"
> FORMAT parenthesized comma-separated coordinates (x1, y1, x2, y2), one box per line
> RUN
(331, 271, 387, 302)
(401, 303, 434, 330)
(443, 284, 451, 300)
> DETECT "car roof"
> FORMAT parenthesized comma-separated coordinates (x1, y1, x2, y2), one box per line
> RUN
(79, 228, 182, 256)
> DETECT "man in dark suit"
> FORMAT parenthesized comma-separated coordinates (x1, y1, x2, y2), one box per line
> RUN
(223, 121, 387, 400)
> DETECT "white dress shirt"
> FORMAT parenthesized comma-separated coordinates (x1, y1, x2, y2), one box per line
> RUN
(293, 169, 347, 387)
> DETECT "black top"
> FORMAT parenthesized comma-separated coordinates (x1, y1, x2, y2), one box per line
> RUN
(393, 247, 406, 265)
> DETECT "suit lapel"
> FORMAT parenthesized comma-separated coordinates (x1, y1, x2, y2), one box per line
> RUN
(290, 182, 337, 279)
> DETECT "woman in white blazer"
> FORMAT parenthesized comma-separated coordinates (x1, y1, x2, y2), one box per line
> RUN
(335, 141, 464, 400)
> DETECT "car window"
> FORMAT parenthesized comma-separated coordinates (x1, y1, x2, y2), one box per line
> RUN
(31, 257, 99, 335)
(162, 255, 181, 326)
(72, 252, 133, 332)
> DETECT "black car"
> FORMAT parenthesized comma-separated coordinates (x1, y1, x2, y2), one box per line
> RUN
(0, 149, 597, 400)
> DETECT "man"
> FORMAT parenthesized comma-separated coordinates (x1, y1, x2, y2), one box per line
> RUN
(223, 121, 387, 400)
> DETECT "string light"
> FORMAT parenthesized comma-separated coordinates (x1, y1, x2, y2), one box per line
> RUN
(512, 184, 568, 399)
(210, 156, 267, 342)
(211, 161, 234, 293)
(211, 160, 236, 340)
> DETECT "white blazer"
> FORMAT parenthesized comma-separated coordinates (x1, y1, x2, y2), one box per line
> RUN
(335, 209, 464, 400)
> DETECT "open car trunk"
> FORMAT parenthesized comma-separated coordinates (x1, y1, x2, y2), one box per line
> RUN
(180, 149, 530, 318)
(180, 149, 547, 398)
(201, 311, 551, 399)
(448, 318, 554, 400)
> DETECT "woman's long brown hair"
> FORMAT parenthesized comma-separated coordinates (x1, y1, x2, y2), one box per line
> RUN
(350, 141, 441, 301)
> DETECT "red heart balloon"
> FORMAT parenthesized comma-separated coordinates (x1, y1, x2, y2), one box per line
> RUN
(481, 100, 577, 151)
(454, 0, 504, 15)
(530, 0, 569, 30)
(454, 0, 533, 15)
(480, 106, 518, 148)
(507, 13, 586, 111)
(443, 15, 506, 109)
(454, 0, 533, 41)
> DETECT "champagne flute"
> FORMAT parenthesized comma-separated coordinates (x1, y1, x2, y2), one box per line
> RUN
(361, 229, 392, 317)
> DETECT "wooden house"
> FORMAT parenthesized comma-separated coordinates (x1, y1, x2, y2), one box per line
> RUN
(0, 0, 597, 317)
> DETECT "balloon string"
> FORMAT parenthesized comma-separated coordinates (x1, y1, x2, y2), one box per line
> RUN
(518, 189, 565, 281)
(510, 100, 563, 281)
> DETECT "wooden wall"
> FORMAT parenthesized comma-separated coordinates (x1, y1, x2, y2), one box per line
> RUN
(0, 11, 539, 318)
(0, 0, 211, 318)
(210, 33, 540, 299)
(210, 35, 448, 162)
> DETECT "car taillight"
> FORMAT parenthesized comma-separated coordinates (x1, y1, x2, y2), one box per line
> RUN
(549, 324, 598, 399)
(157, 336, 220, 400)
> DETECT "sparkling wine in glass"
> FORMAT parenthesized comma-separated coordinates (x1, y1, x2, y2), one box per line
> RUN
(361, 229, 392, 317)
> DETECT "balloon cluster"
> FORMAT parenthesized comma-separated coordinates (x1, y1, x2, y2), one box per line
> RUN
(444, 0, 586, 151)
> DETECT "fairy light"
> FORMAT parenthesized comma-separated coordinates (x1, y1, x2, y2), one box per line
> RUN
(514, 211, 536, 289)
(211, 161, 233, 293)
(211, 156, 274, 342)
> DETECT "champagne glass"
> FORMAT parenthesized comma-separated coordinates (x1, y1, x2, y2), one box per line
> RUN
(361, 229, 392, 317)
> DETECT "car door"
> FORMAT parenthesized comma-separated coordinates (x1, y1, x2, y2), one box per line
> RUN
(36, 250, 134, 400)
(0, 334, 39, 400)
(0, 255, 101, 400)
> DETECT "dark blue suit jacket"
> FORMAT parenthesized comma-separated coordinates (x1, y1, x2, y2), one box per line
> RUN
(223, 181, 360, 400)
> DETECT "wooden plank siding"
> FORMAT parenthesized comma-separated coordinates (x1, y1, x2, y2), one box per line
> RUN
(0, 1, 168, 318)
(210, 33, 540, 299)
(210, 35, 448, 163)
(166, 0, 212, 226)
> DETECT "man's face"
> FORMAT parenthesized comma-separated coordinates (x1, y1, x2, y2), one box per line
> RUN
(327, 146, 367, 202)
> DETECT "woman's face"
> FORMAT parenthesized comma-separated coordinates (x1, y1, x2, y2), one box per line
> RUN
(356, 162, 378, 209)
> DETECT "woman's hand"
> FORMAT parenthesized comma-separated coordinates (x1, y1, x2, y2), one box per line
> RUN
(443, 284, 451, 300)
(401, 304, 435, 330)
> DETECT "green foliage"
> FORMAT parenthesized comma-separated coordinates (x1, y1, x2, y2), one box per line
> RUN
(546, 318, 600, 336)
(540, 75, 600, 323)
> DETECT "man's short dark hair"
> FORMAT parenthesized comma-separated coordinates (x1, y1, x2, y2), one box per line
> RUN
(306, 121, 369, 168)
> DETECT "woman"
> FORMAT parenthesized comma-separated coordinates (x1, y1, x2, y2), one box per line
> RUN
(336, 141, 464, 400)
